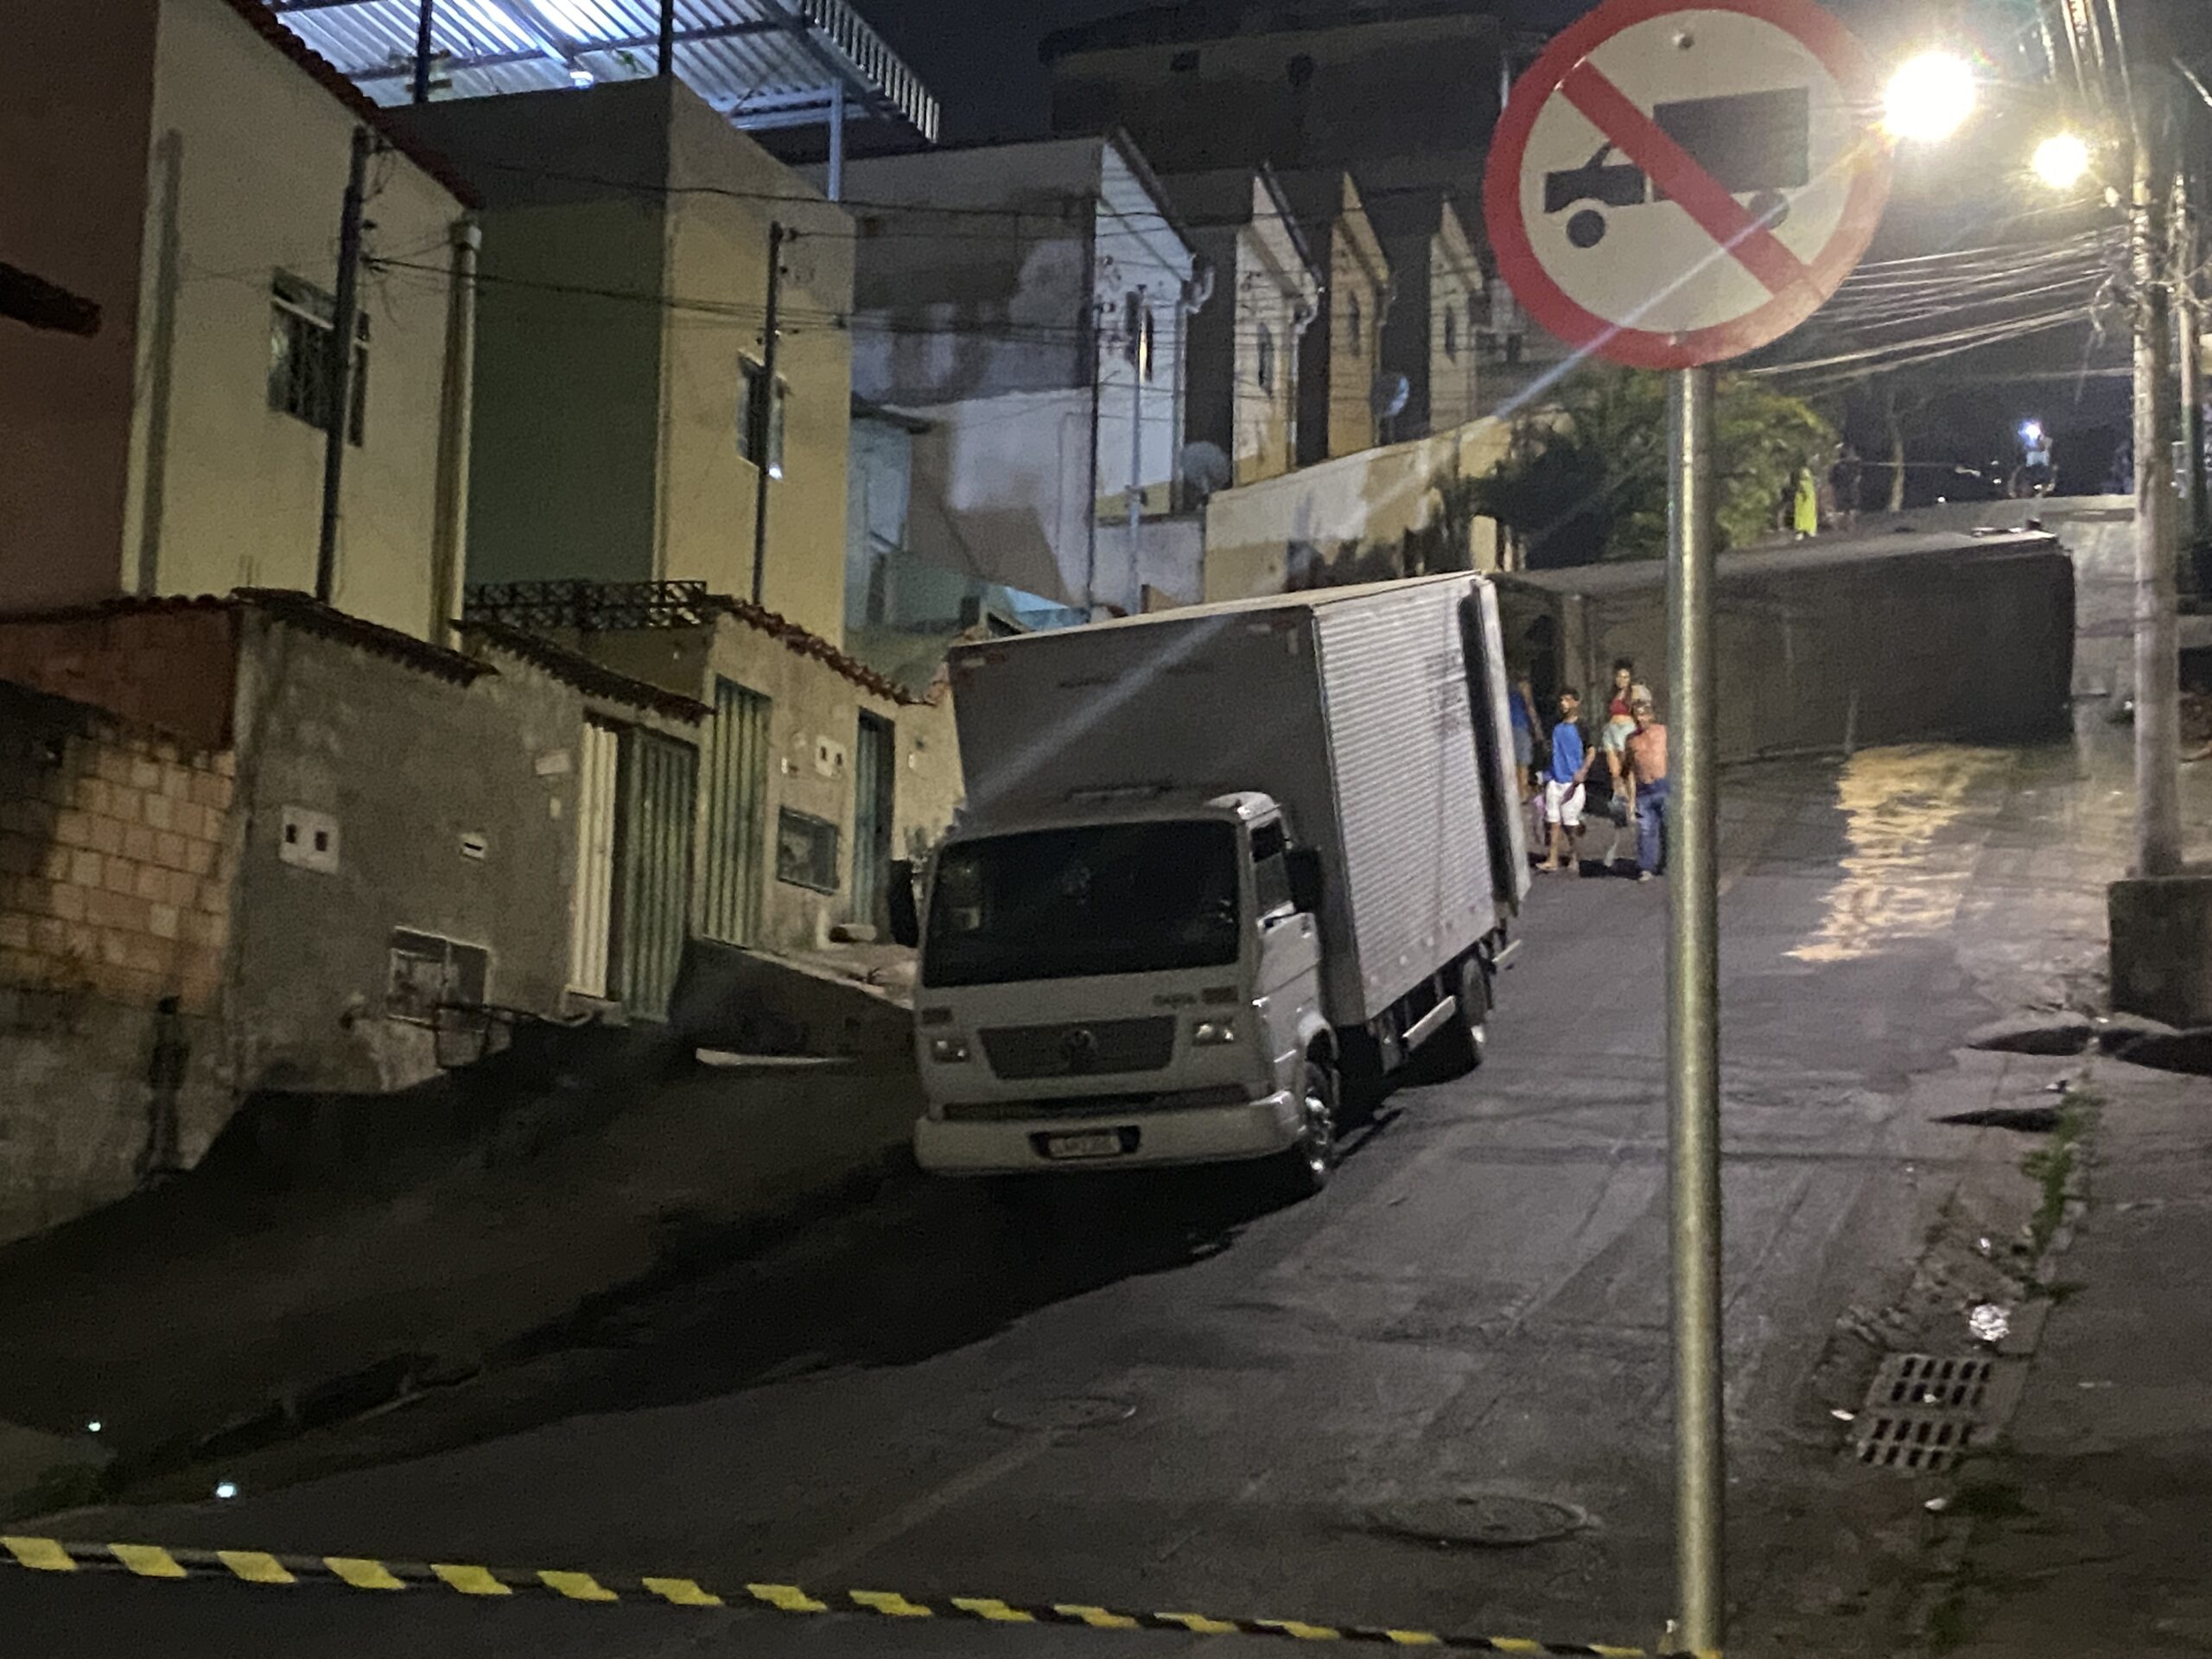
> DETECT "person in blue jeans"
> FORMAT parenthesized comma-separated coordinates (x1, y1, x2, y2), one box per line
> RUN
(1622, 694, 1669, 880)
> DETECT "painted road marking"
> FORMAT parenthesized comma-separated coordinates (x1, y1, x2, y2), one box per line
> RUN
(0, 1535, 1694, 1656)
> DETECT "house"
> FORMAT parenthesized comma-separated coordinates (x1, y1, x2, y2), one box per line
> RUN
(832, 133, 1211, 620)
(1366, 188, 1487, 439)
(1272, 169, 1395, 464)
(0, 0, 477, 639)
(0, 593, 703, 1244)
(391, 78, 855, 645)
(1040, 0, 1575, 422)
(1158, 167, 1322, 488)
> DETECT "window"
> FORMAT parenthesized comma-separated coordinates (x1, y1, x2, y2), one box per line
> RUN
(737, 356, 786, 477)
(775, 806, 841, 893)
(1442, 308, 1459, 360)
(269, 272, 366, 444)
(1250, 819, 1294, 918)
(1345, 291, 1363, 357)
(1255, 321, 1275, 392)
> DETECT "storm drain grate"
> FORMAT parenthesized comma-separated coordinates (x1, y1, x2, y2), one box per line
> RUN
(1848, 1353, 2015, 1473)
(1852, 1408, 1980, 1472)
(1872, 1352, 1994, 1410)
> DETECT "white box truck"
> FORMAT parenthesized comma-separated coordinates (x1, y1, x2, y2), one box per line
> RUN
(890, 575, 1529, 1197)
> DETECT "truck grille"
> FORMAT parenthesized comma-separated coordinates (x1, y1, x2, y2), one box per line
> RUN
(978, 1017, 1176, 1080)
(943, 1086, 1248, 1122)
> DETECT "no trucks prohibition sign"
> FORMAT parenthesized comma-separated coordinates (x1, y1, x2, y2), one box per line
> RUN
(1482, 0, 1892, 369)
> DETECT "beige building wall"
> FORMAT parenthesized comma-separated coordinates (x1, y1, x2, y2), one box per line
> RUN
(129, 0, 463, 639)
(1230, 186, 1319, 486)
(0, 0, 465, 640)
(1324, 181, 1392, 461)
(1427, 207, 1484, 436)
(660, 93, 853, 643)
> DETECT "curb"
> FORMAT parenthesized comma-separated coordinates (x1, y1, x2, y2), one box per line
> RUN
(2, 1535, 1704, 1656)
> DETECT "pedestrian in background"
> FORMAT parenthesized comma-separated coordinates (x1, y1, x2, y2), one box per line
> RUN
(1599, 660, 1637, 871)
(1624, 693, 1669, 882)
(1509, 671, 1540, 801)
(1792, 462, 1820, 539)
(1538, 686, 1590, 875)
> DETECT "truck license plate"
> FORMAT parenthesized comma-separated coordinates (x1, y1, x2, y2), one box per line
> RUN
(1041, 1130, 1128, 1160)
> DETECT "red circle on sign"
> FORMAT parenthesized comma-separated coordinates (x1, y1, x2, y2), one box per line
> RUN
(1483, 0, 1891, 370)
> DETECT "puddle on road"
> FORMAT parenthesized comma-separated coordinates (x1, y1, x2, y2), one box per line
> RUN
(1790, 747, 2016, 964)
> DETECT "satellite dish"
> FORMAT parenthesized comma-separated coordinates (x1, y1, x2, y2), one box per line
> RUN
(1179, 441, 1234, 501)
(1370, 372, 1410, 421)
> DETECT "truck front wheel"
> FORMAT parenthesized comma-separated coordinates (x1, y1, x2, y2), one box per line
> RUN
(1272, 1047, 1340, 1200)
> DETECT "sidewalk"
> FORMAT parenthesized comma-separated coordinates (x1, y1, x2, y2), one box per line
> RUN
(1936, 1052, 2212, 1657)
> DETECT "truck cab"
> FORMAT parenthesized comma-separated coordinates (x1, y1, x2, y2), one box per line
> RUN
(910, 791, 1342, 1192)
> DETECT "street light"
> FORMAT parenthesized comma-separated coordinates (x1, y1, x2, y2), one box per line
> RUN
(2031, 131, 2093, 189)
(1884, 51, 1977, 143)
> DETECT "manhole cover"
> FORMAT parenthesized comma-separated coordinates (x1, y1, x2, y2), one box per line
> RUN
(1363, 1492, 1588, 1548)
(1851, 1408, 1980, 1472)
(989, 1396, 1137, 1432)
(1873, 1353, 1994, 1410)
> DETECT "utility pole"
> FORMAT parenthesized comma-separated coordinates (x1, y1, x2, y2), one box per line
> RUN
(412, 0, 435, 104)
(315, 126, 372, 607)
(2177, 169, 2207, 563)
(2131, 86, 2183, 876)
(750, 221, 785, 609)
(1128, 286, 1148, 553)
(1666, 363, 1723, 1659)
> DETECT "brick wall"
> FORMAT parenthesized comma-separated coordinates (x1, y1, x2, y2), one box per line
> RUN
(0, 692, 234, 1011)
(0, 682, 236, 1243)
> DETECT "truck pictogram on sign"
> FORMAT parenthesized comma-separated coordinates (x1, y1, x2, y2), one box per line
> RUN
(1543, 86, 1811, 247)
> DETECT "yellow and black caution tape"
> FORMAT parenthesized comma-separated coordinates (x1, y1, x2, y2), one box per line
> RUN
(2, 1535, 1707, 1656)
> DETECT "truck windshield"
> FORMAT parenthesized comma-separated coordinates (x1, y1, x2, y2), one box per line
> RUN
(924, 821, 1241, 988)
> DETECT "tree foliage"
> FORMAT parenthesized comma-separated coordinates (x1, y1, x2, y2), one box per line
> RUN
(1452, 367, 1836, 567)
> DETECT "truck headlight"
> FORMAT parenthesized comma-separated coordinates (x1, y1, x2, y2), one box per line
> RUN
(930, 1035, 971, 1064)
(1190, 1019, 1238, 1047)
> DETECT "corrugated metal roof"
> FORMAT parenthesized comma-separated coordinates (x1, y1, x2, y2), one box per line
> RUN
(264, 0, 937, 139)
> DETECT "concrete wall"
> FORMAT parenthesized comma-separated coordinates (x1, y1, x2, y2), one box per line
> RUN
(1094, 516, 1206, 614)
(0, 683, 236, 1243)
(0, 0, 159, 613)
(1204, 415, 1510, 601)
(224, 611, 700, 1094)
(839, 141, 1098, 403)
(0, 601, 238, 752)
(900, 389, 1099, 609)
(402, 79, 853, 644)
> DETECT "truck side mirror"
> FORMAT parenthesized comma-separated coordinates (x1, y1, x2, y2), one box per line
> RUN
(887, 860, 921, 949)
(1286, 847, 1324, 915)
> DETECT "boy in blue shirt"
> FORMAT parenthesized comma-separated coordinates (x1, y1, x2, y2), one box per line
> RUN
(1538, 687, 1591, 874)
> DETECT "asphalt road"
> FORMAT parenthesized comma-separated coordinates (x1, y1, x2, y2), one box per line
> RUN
(6, 717, 2171, 1659)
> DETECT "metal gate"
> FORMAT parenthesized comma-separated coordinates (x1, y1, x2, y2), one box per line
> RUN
(568, 718, 620, 998)
(700, 677, 771, 944)
(612, 728, 697, 1020)
(852, 710, 897, 931)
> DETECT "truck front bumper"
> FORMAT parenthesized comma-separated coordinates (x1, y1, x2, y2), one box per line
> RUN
(913, 1090, 1303, 1175)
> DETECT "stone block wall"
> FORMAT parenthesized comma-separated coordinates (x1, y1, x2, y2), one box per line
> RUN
(0, 683, 238, 1242)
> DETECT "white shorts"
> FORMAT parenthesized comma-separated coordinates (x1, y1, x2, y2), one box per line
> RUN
(1543, 780, 1586, 828)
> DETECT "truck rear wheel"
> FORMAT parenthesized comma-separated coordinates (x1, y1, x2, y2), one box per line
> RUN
(1271, 1047, 1339, 1200)
(1430, 957, 1491, 1076)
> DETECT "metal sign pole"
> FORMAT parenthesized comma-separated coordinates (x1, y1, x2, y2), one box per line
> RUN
(1666, 363, 1724, 1657)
